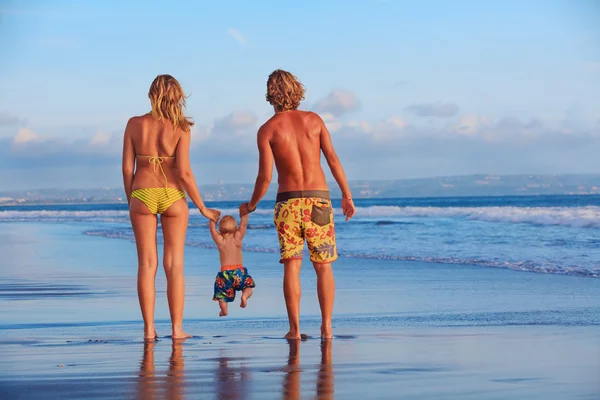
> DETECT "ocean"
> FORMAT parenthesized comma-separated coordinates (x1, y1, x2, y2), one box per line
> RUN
(3, 194, 599, 278)
(1, 194, 599, 399)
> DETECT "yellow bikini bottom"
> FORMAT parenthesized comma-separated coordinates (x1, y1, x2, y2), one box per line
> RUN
(131, 188, 186, 214)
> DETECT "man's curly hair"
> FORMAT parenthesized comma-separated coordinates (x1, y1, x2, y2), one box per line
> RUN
(265, 69, 306, 111)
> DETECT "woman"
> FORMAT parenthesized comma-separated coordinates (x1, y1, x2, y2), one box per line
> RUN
(122, 74, 220, 340)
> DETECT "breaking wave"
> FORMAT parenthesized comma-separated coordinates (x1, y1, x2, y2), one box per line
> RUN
(2, 206, 599, 228)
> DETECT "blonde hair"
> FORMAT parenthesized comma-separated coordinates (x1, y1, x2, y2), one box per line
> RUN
(219, 215, 237, 234)
(266, 69, 306, 112)
(148, 74, 194, 132)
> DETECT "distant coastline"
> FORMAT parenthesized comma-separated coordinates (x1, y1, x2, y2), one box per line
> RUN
(1, 173, 599, 206)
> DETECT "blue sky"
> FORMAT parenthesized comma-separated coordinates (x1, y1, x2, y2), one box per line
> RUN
(1, 0, 599, 190)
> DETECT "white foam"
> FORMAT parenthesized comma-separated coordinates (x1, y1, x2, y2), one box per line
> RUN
(352, 206, 600, 228)
(1, 205, 599, 228)
(0, 210, 130, 221)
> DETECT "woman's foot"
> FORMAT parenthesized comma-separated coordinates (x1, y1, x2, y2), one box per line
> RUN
(172, 327, 192, 339)
(321, 324, 333, 340)
(144, 325, 158, 341)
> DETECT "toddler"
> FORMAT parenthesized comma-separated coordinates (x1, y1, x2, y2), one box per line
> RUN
(209, 214, 256, 316)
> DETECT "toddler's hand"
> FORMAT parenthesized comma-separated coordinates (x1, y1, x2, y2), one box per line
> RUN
(239, 202, 255, 216)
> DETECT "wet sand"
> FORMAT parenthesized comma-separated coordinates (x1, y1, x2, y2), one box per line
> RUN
(1, 223, 599, 399)
(1, 325, 599, 399)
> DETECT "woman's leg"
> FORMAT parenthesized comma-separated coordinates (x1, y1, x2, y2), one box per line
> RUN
(130, 198, 159, 340)
(160, 199, 190, 339)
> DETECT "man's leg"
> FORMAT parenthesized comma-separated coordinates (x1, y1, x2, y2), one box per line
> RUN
(283, 259, 303, 339)
(313, 262, 335, 339)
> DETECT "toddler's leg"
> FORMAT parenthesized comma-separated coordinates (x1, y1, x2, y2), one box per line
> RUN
(219, 301, 228, 317)
(240, 288, 254, 308)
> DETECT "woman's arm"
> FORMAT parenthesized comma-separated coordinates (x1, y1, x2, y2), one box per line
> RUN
(122, 120, 136, 205)
(175, 130, 221, 222)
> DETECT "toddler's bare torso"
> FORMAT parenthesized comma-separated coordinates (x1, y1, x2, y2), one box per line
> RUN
(217, 235, 243, 266)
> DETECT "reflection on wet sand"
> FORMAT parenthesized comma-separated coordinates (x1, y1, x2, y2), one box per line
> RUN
(138, 341, 157, 400)
(214, 349, 251, 400)
(282, 340, 335, 400)
(167, 340, 186, 400)
(282, 340, 301, 400)
(137, 340, 186, 400)
(316, 340, 334, 400)
(136, 338, 334, 399)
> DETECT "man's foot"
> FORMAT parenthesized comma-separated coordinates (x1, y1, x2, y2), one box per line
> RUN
(321, 324, 333, 340)
(172, 328, 192, 339)
(219, 310, 228, 317)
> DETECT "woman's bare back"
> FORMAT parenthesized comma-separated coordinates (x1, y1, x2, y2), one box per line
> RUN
(128, 114, 185, 191)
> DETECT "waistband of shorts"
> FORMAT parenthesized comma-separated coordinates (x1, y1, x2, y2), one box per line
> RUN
(276, 190, 330, 202)
(220, 264, 244, 271)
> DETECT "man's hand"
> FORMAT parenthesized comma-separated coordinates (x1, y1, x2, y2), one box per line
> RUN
(201, 207, 221, 222)
(341, 197, 355, 221)
(239, 202, 256, 217)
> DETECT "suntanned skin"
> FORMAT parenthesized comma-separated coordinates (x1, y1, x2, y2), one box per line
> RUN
(122, 114, 220, 340)
(209, 214, 253, 316)
(240, 108, 355, 340)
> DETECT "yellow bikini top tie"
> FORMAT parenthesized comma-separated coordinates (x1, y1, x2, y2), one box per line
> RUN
(138, 155, 175, 196)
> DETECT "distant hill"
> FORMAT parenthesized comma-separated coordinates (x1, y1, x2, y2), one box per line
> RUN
(0, 174, 599, 205)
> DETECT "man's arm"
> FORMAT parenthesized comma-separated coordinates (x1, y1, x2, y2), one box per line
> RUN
(209, 219, 223, 244)
(241, 125, 274, 215)
(234, 213, 249, 241)
(121, 119, 136, 205)
(319, 116, 355, 220)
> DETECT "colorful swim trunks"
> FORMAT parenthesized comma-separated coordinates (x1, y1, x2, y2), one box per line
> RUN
(273, 190, 337, 264)
(213, 265, 256, 303)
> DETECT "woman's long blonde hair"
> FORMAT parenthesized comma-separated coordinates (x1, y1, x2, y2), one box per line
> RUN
(148, 74, 194, 132)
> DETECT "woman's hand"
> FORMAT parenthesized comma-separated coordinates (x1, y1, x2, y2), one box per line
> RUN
(201, 207, 221, 222)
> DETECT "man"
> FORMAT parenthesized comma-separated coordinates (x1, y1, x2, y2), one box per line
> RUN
(240, 69, 355, 340)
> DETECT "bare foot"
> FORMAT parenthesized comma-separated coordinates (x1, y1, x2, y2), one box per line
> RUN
(240, 288, 253, 308)
(284, 331, 302, 340)
(321, 324, 333, 340)
(172, 329, 192, 339)
(219, 301, 228, 317)
(144, 326, 158, 341)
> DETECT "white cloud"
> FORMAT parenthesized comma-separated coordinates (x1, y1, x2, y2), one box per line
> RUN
(313, 90, 360, 117)
(1, 108, 598, 187)
(13, 128, 39, 144)
(452, 114, 490, 136)
(321, 113, 343, 133)
(228, 28, 246, 45)
(212, 110, 257, 134)
(89, 130, 110, 146)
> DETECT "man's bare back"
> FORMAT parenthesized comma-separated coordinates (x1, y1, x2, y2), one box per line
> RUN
(261, 110, 329, 192)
